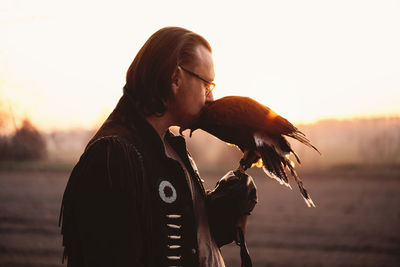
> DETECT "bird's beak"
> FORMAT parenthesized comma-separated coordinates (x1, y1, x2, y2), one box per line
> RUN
(178, 127, 197, 137)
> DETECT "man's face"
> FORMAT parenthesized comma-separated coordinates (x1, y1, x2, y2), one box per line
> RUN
(169, 45, 215, 128)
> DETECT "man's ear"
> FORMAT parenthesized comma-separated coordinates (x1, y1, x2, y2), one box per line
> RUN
(171, 66, 181, 95)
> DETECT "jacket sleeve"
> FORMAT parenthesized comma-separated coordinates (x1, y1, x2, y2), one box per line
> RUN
(60, 137, 146, 267)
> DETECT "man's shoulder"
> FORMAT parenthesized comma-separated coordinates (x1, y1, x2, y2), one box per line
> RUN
(68, 134, 145, 192)
(86, 135, 137, 151)
(87, 120, 142, 149)
(83, 134, 143, 165)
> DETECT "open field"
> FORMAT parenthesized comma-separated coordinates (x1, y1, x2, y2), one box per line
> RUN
(0, 168, 399, 267)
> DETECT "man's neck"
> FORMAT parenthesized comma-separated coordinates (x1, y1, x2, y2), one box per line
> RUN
(145, 113, 174, 140)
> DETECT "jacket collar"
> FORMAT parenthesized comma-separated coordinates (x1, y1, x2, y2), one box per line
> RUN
(125, 97, 188, 162)
(89, 94, 189, 164)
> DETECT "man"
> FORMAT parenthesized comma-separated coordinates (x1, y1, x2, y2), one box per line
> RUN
(59, 27, 256, 267)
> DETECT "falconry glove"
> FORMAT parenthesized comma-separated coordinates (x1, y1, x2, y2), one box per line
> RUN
(207, 170, 257, 267)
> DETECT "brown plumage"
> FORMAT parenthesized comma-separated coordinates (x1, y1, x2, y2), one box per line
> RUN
(181, 96, 321, 207)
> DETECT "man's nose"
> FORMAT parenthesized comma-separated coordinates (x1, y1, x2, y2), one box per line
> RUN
(206, 92, 214, 103)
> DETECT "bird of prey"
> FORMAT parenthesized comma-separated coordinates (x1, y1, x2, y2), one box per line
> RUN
(181, 96, 321, 207)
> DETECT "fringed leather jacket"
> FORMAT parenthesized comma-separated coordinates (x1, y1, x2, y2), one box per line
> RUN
(59, 95, 234, 266)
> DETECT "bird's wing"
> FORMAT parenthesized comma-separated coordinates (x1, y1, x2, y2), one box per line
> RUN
(194, 96, 320, 154)
(196, 96, 279, 133)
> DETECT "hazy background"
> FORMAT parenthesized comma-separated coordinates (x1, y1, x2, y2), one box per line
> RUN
(1, 0, 399, 266)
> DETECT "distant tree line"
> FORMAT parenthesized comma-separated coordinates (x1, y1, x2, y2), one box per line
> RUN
(291, 117, 400, 168)
(0, 119, 47, 161)
(2, 116, 397, 169)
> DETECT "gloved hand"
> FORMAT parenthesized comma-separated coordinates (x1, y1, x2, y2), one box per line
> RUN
(206, 170, 258, 247)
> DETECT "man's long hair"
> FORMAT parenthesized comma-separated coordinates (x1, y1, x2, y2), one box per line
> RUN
(124, 27, 212, 117)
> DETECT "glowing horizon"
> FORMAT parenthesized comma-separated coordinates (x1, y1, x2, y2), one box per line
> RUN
(1, 0, 399, 132)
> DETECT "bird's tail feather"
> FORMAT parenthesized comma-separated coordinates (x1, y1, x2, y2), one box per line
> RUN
(273, 117, 320, 156)
(287, 131, 321, 155)
(255, 135, 315, 207)
(287, 165, 316, 207)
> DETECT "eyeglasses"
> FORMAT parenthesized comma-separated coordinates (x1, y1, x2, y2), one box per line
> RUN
(180, 65, 215, 96)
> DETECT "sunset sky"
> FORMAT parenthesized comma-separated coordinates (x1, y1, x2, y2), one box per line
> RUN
(1, 0, 399, 132)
